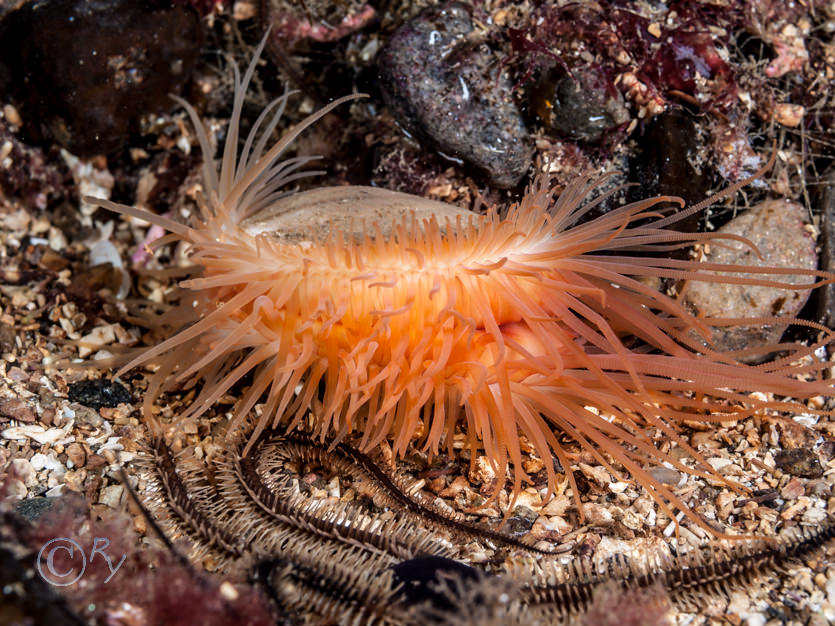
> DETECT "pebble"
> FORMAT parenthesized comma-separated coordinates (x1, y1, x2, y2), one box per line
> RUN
(778, 419, 819, 448)
(30, 451, 63, 472)
(578, 462, 611, 487)
(45, 484, 64, 497)
(5, 479, 27, 499)
(528, 516, 565, 541)
(684, 198, 818, 356)
(706, 457, 733, 471)
(647, 465, 682, 486)
(77, 324, 118, 359)
(0, 397, 36, 423)
(66, 442, 87, 468)
(2, 419, 74, 445)
(801, 506, 828, 524)
(780, 477, 806, 499)
(539, 494, 570, 516)
(71, 403, 105, 428)
(582, 502, 614, 526)
(99, 484, 124, 508)
(468, 455, 498, 492)
(620, 508, 644, 531)
(0, 322, 15, 354)
(378, 2, 532, 188)
(774, 448, 824, 478)
(504, 505, 537, 535)
(14, 496, 55, 521)
(0, 0, 202, 155)
(512, 488, 542, 510)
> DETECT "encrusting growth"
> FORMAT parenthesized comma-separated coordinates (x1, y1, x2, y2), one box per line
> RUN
(88, 36, 835, 538)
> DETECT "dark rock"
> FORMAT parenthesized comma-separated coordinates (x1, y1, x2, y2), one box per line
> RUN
(683, 198, 817, 356)
(774, 448, 823, 478)
(630, 109, 707, 232)
(68, 379, 131, 410)
(503, 505, 537, 536)
(819, 440, 835, 461)
(530, 67, 629, 143)
(0, 0, 202, 156)
(14, 496, 55, 522)
(378, 2, 532, 188)
(391, 555, 479, 611)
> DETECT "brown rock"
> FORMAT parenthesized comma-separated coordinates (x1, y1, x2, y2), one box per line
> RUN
(0, 322, 15, 354)
(84, 474, 103, 501)
(66, 442, 87, 468)
(0, 397, 36, 423)
(438, 475, 470, 498)
(85, 454, 108, 470)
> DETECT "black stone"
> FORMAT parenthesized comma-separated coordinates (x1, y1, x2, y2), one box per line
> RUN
(629, 109, 707, 234)
(68, 379, 132, 410)
(391, 555, 480, 611)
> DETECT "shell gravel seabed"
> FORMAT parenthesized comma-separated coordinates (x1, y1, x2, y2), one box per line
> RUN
(1, 1, 835, 624)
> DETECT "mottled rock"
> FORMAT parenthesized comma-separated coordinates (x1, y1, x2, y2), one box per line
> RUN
(378, 2, 532, 188)
(0, 0, 202, 155)
(684, 198, 817, 355)
(14, 496, 55, 522)
(0, 397, 36, 423)
(777, 420, 818, 449)
(774, 448, 823, 478)
(582, 502, 614, 526)
(68, 379, 131, 410)
(10, 458, 36, 488)
(504, 505, 537, 536)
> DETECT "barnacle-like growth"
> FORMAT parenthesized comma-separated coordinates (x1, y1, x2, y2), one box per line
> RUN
(90, 39, 834, 537)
